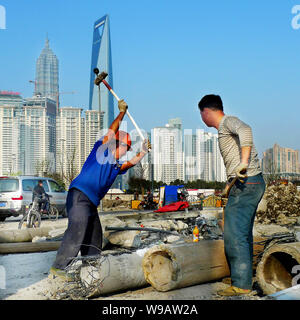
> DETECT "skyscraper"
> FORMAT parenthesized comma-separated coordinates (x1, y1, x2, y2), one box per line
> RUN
(35, 36, 59, 106)
(22, 96, 57, 175)
(0, 91, 23, 175)
(152, 124, 184, 184)
(89, 15, 114, 130)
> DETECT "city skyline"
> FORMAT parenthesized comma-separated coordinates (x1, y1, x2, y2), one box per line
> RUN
(0, 1, 299, 158)
(0, 89, 299, 184)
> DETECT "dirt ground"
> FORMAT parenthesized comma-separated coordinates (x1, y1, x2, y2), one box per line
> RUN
(0, 214, 281, 301)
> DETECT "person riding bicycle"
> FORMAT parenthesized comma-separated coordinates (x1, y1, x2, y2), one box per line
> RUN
(32, 180, 50, 214)
(145, 190, 154, 206)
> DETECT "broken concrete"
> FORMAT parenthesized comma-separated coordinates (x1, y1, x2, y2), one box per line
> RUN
(256, 183, 300, 225)
(142, 240, 230, 292)
(79, 248, 149, 297)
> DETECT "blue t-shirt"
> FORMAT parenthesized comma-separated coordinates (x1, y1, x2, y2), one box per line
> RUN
(69, 138, 126, 207)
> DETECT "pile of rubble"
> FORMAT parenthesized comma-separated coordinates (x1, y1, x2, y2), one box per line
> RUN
(102, 199, 131, 210)
(256, 183, 300, 225)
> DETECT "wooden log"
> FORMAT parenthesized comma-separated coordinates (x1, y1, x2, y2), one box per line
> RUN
(142, 240, 230, 292)
(0, 241, 61, 254)
(0, 226, 65, 243)
(256, 242, 300, 295)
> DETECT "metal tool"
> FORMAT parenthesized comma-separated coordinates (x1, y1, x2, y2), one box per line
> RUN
(93, 69, 150, 150)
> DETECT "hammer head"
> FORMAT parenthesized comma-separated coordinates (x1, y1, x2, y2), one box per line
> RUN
(94, 71, 108, 86)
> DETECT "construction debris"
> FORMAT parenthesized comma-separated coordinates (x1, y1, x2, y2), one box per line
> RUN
(0, 226, 66, 243)
(142, 240, 230, 292)
(256, 241, 300, 295)
(79, 248, 149, 298)
(0, 241, 61, 254)
(256, 182, 300, 225)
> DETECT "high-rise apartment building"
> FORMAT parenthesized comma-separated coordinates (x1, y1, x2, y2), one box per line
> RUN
(152, 124, 184, 184)
(22, 95, 57, 175)
(0, 91, 23, 175)
(84, 110, 103, 157)
(35, 36, 59, 105)
(56, 108, 103, 186)
(184, 130, 197, 182)
(262, 143, 300, 178)
(56, 107, 85, 181)
(185, 129, 226, 182)
(89, 15, 114, 130)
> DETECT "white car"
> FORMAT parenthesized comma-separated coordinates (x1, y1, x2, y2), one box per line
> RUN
(0, 176, 67, 221)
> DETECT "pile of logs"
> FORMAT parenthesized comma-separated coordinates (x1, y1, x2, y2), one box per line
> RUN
(256, 183, 300, 225)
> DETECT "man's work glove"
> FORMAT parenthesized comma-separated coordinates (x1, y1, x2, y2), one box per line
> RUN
(118, 99, 128, 113)
(234, 163, 248, 183)
(141, 139, 151, 153)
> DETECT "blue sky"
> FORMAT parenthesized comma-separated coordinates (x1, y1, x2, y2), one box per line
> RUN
(0, 0, 299, 157)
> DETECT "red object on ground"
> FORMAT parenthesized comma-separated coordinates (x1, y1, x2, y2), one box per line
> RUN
(154, 201, 189, 213)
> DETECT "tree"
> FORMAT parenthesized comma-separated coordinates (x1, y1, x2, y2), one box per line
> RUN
(56, 147, 80, 187)
(262, 157, 281, 185)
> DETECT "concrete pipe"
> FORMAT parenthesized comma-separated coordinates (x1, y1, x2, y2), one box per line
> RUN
(256, 242, 300, 295)
(142, 240, 230, 292)
(80, 248, 149, 297)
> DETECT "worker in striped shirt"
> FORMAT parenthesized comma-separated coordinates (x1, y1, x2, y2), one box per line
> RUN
(198, 94, 265, 296)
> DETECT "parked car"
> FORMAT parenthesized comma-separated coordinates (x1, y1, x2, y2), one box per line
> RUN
(0, 176, 67, 221)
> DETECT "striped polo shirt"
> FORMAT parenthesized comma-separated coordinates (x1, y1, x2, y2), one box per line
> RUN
(218, 115, 261, 179)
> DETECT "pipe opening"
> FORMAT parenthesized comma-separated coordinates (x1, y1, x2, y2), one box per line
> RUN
(263, 252, 299, 291)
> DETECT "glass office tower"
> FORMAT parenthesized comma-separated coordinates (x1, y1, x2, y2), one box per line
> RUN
(35, 36, 59, 106)
(89, 15, 114, 130)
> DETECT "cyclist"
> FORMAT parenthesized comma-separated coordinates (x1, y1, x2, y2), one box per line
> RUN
(32, 180, 50, 214)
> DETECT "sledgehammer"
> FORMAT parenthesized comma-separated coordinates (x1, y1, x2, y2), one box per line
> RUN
(94, 69, 150, 150)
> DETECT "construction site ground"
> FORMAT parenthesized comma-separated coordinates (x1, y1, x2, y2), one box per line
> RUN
(0, 210, 287, 302)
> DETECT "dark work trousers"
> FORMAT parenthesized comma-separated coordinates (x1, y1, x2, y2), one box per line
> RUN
(52, 188, 102, 270)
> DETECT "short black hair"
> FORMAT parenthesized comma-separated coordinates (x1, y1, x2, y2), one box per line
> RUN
(38, 180, 43, 184)
(198, 94, 223, 112)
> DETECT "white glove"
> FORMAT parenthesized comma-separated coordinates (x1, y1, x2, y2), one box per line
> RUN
(234, 163, 248, 181)
(141, 139, 151, 153)
(118, 99, 128, 113)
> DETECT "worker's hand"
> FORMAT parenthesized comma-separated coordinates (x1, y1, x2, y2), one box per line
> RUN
(118, 99, 128, 113)
(234, 163, 248, 182)
(141, 139, 151, 153)
(221, 197, 228, 207)
(221, 184, 230, 198)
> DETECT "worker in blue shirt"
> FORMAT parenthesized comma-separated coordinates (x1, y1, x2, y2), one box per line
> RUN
(50, 99, 150, 280)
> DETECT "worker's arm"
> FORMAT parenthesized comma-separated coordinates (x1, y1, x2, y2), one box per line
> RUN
(225, 117, 253, 179)
(241, 146, 251, 165)
(120, 140, 151, 172)
(102, 100, 128, 145)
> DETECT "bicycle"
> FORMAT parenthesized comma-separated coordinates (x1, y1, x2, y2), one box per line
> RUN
(36, 194, 59, 221)
(18, 197, 41, 229)
(18, 196, 59, 229)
